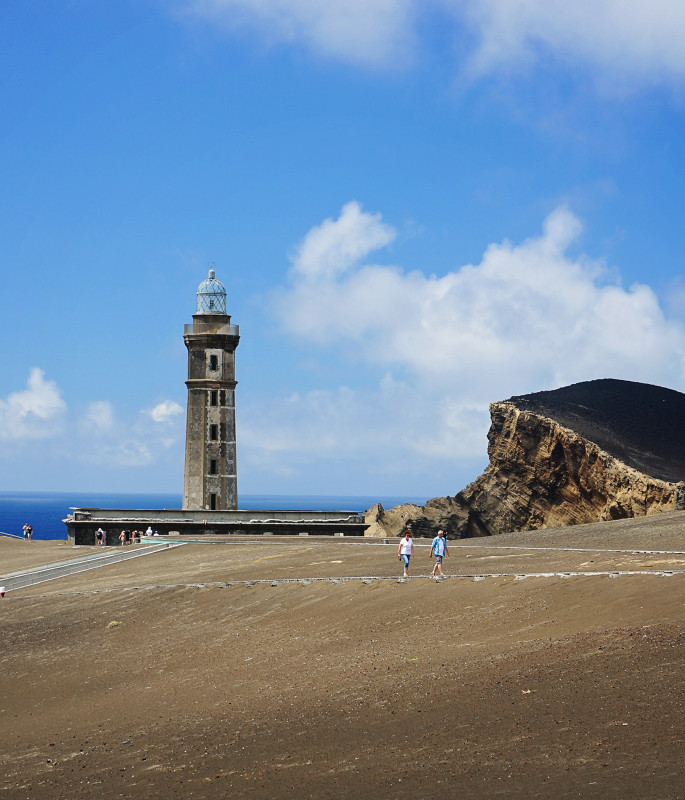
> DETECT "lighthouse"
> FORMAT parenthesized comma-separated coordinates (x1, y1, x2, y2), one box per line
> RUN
(65, 266, 368, 542)
(182, 268, 240, 510)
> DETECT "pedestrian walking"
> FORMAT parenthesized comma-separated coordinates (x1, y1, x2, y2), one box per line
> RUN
(430, 529, 449, 577)
(398, 529, 414, 578)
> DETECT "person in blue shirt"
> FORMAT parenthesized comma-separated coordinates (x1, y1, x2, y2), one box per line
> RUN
(430, 529, 449, 577)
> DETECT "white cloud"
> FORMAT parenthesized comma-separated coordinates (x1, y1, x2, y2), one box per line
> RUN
(277, 203, 685, 400)
(73, 401, 185, 467)
(663, 276, 685, 324)
(173, 0, 685, 87)
(265, 202, 685, 486)
(0, 375, 185, 468)
(453, 0, 685, 86)
(290, 200, 396, 282)
(84, 401, 115, 432)
(239, 377, 489, 491)
(0, 368, 66, 440)
(77, 439, 155, 468)
(0, 369, 186, 486)
(147, 400, 184, 423)
(177, 0, 415, 67)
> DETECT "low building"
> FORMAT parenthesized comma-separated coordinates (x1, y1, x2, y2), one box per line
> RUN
(64, 507, 368, 545)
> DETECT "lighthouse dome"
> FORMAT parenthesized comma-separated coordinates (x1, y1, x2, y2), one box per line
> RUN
(196, 268, 227, 314)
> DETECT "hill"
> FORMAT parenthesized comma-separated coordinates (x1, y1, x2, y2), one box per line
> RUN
(509, 378, 685, 483)
(367, 379, 685, 539)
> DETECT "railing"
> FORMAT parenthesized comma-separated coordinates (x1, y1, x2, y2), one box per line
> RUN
(184, 322, 239, 337)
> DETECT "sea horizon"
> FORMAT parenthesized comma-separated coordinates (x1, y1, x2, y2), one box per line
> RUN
(0, 490, 431, 541)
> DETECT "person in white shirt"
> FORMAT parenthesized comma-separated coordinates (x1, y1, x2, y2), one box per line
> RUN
(397, 529, 414, 578)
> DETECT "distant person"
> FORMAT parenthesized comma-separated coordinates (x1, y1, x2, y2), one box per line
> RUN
(398, 529, 414, 578)
(96, 529, 103, 546)
(430, 530, 449, 577)
(23, 523, 30, 541)
(145, 526, 153, 537)
(101, 530, 107, 547)
(119, 530, 126, 547)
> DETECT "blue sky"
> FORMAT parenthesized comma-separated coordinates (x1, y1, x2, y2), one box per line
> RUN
(2, 0, 685, 498)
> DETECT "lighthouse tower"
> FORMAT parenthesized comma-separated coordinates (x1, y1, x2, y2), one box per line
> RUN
(182, 268, 240, 510)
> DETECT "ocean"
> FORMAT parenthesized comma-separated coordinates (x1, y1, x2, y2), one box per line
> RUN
(0, 491, 430, 541)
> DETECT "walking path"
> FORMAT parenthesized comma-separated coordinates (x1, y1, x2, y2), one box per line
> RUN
(0, 542, 185, 594)
(2, 539, 683, 596)
(143, 535, 685, 556)
(450, 543, 685, 555)
(8, 566, 685, 600)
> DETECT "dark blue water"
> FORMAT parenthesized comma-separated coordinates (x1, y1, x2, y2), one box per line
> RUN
(0, 492, 430, 541)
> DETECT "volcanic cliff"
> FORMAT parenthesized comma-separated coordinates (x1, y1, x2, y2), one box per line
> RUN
(367, 379, 685, 539)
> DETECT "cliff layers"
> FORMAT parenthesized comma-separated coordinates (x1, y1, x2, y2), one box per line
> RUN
(367, 379, 685, 539)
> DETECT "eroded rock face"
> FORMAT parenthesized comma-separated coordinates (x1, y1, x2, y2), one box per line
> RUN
(367, 380, 685, 539)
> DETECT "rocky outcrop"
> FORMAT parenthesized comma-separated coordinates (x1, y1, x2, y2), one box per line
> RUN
(367, 379, 685, 539)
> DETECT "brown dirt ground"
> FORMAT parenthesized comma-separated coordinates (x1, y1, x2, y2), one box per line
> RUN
(1, 514, 684, 799)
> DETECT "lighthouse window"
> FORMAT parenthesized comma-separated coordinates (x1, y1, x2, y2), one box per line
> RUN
(209, 354, 218, 371)
(220, 390, 226, 406)
(210, 424, 218, 441)
(209, 459, 217, 475)
(210, 390, 218, 406)
(210, 493, 217, 510)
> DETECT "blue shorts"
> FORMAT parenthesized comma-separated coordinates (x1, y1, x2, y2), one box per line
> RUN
(434, 554, 443, 564)
(401, 554, 410, 568)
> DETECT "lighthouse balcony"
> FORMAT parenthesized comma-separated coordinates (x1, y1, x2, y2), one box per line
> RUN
(184, 320, 239, 337)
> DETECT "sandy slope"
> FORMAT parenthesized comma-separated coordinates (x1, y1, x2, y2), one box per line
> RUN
(1, 516, 684, 799)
